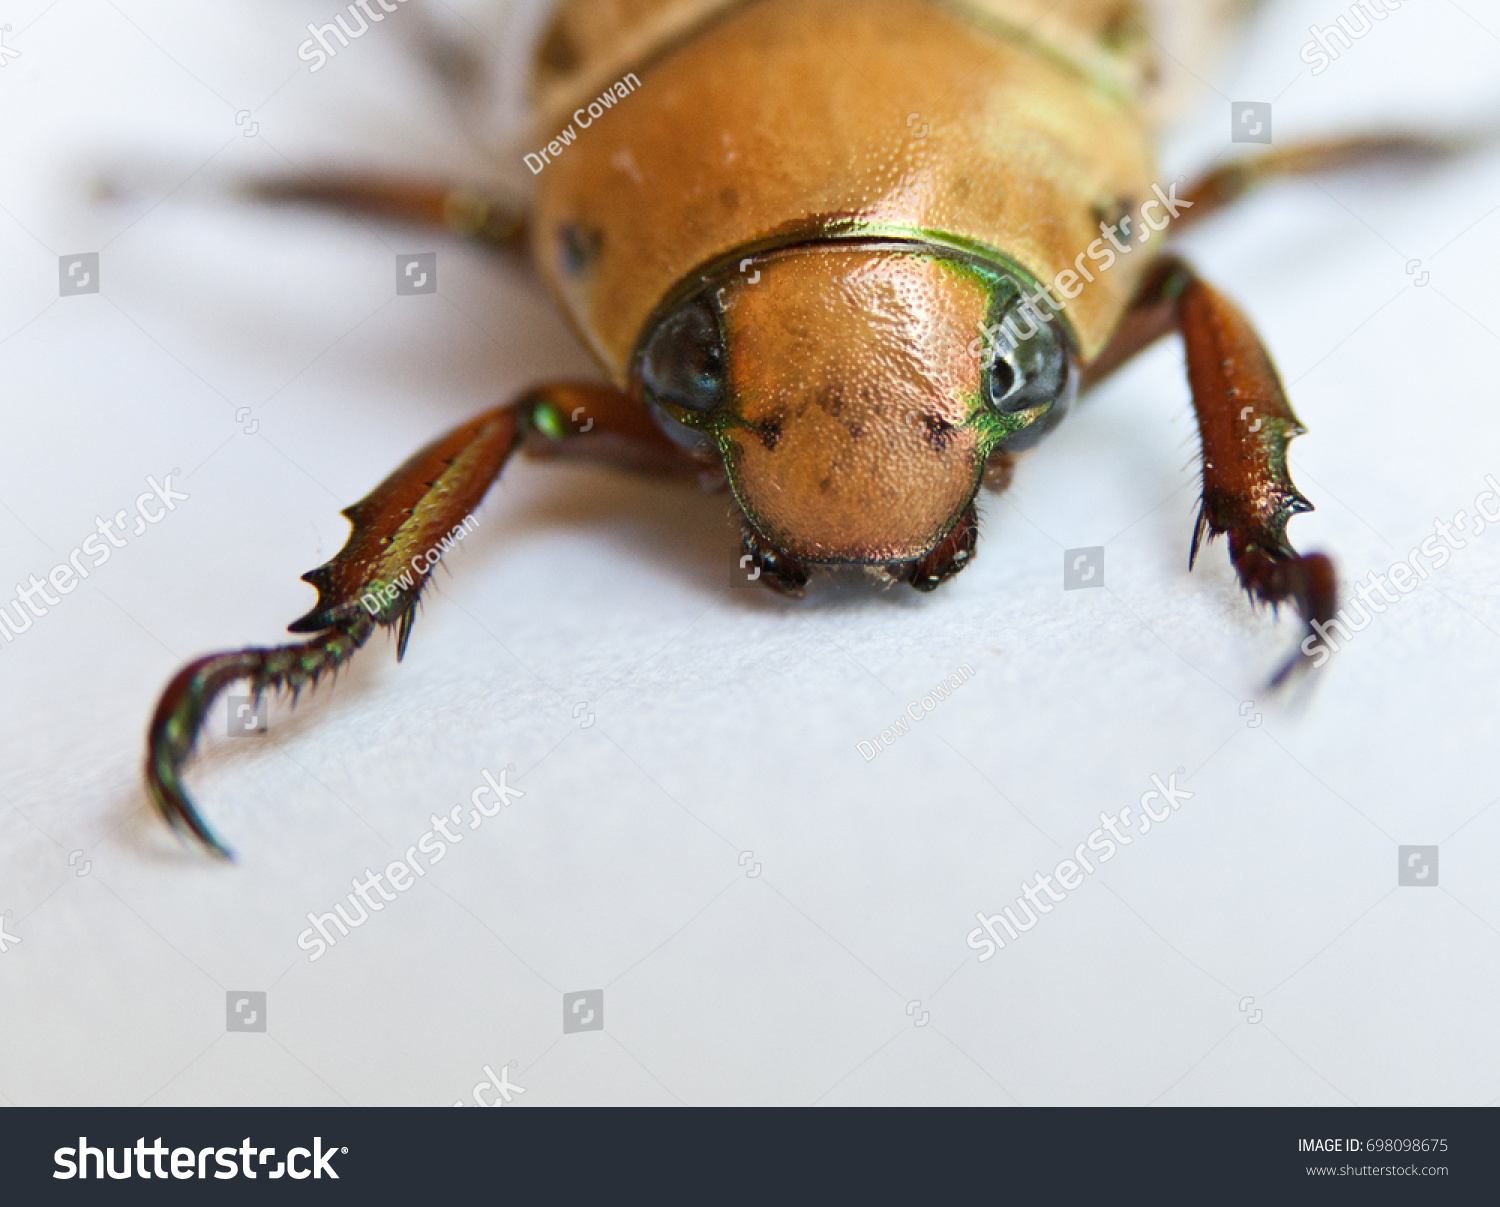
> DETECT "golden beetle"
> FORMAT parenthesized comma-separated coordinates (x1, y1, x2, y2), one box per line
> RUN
(147, 0, 1453, 855)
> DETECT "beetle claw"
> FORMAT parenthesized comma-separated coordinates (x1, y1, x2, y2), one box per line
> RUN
(145, 615, 376, 857)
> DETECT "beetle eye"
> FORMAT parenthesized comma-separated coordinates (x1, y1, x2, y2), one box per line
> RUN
(641, 295, 727, 414)
(988, 358, 1017, 403)
(985, 304, 1067, 411)
(983, 294, 1076, 450)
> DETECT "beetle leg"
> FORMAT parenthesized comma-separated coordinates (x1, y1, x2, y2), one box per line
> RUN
(397, 4, 494, 114)
(248, 175, 528, 249)
(738, 522, 811, 596)
(982, 449, 1015, 495)
(1083, 256, 1337, 685)
(1176, 134, 1474, 230)
(897, 501, 979, 593)
(146, 385, 698, 857)
(1077, 255, 1184, 389)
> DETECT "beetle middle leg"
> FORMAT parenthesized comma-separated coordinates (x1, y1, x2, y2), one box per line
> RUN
(248, 174, 528, 249)
(1175, 133, 1478, 230)
(1082, 256, 1337, 684)
(146, 384, 700, 857)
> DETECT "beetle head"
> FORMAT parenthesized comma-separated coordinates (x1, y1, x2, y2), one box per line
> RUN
(637, 243, 1074, 574)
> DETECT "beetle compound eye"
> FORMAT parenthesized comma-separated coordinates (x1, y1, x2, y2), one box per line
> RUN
(985, 302, 1066, 410)
(983, 294, 1077, 451)
(641, 295, 727, 415)
(988, 358, 1017, 403)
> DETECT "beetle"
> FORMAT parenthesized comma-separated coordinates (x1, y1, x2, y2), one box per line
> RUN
(146, 0, 1463, 856)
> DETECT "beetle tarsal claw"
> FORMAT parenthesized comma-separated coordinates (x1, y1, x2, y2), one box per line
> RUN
(145, 614, 377, 858)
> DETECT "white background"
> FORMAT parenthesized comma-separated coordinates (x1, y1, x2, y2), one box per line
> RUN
(1, 0, 1498, 1106)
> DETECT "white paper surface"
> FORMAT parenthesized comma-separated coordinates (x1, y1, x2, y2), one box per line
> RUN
(1, 0, 1498, 1106)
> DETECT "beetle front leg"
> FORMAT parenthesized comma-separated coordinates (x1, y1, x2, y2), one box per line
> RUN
(1085, 256, 1337, 684)
(898, 500, 979, 593)
(146, 385, 698, 857)
(737, 521, 811, 596)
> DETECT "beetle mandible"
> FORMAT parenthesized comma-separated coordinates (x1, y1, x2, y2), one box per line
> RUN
(146, 0, 1461, 855)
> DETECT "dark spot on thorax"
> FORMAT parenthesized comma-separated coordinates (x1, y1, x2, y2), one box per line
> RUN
(537, 20, 582, 73)
(558, 223, 604, 277)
